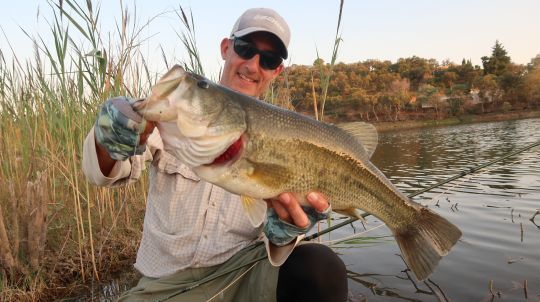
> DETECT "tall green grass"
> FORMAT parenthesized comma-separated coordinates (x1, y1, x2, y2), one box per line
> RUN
(314, 0, 344, 122)
(0, 0, 346, 300)
(0, 0, 169, 299)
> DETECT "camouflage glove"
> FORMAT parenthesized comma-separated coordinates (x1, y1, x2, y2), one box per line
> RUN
(263, 205, 332, 246)
(94, 96, 147, 161)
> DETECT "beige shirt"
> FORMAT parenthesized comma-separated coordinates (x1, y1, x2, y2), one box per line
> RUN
(82, 127, 298, 278)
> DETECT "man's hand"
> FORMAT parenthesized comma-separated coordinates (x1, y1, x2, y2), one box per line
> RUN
(94, 96, 154, 161)
(264, 192, 332, 246)
(269, 192, 330, 228)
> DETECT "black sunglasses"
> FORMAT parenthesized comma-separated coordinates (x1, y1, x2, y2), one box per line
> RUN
(232, 37, 283, 70)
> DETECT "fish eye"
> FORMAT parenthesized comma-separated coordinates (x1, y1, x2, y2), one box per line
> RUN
(197, 80, 210, 89)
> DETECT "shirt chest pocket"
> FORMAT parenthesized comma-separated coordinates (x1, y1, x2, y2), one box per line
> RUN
(152, 151, 201, 194)
(150, 152, 204, 233)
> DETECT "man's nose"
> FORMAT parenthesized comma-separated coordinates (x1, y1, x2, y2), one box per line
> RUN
(244, 53, 260, 71)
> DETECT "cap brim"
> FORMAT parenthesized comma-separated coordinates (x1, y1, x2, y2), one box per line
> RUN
(233, 28, 288, 59)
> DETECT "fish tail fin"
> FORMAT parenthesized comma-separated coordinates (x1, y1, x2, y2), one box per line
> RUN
(394, 208, 461, 281)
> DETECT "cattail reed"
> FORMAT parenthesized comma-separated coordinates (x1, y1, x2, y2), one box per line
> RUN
(0, 0, 167, 299)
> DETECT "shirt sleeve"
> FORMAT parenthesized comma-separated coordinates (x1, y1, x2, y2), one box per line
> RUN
(82, 126, 155, 187)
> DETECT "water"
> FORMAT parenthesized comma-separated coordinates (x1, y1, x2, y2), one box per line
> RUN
(92, 118, 540, 301)
(326, 118, 540, 301)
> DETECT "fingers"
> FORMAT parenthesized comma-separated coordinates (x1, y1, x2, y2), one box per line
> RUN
(269, 199, 289, 221)
(273, 193, 310, 228)
(307, 192, 330, 213)
(269, 191, 330, 229)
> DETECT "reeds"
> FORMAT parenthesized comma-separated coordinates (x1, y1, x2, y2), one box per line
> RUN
(0, 0, 346, 299)
(266, 0, 344, 119)
(0, 0, 158, 299)
(175, 6, 205, 77)
(313, 0, 344, 122)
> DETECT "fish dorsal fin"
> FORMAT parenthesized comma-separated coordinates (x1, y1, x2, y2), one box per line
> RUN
(241, 196, 267, 227)
(336, 122, 378, 158)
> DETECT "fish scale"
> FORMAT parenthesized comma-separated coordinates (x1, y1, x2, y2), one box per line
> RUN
(133, 65, 462, 281)
(245, 135, 416, 228)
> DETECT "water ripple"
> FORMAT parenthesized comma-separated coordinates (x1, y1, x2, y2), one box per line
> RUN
(343, 118, 540, 301)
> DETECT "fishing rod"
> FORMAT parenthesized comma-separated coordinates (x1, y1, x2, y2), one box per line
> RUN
(160, 139, 540, 301)
(305, 139, 540, 241)
(157, 243, 267, 302)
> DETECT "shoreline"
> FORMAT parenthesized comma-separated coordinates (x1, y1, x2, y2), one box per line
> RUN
(370, 110, 540, 132)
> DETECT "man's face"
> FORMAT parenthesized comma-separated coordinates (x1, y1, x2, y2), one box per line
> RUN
(219, 32, 284, 98)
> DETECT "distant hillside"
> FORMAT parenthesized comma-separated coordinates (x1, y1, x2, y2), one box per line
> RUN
(270, 42, 540, 123)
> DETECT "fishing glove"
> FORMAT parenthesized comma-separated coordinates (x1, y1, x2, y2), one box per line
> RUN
(264, 205, 332, 246)
(94, 96, 147, 161)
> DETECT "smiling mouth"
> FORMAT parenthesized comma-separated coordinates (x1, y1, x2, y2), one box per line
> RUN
(238, 72, 258, 83)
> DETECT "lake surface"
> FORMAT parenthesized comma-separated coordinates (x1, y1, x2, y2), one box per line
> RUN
(90, 118, 540, 301)
(325, 117, 540, 301)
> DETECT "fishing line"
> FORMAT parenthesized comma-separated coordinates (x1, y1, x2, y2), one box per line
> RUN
(157, 244, 267, 302)
(425, 150, 539, 206)
(317, 147, 539, 246)
(205, 261, 259, 302)
(304, 139, 540, 241)
(319, 223, 386, 246)
(159, 139, 540, 300)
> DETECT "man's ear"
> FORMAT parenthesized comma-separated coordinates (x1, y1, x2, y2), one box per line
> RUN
(272, 64, 284, 79)
(220, 38, 230, 59)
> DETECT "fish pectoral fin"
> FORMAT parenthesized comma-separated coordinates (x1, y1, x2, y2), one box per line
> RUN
(394, 208, 462, 281)
(336, 122, 378, 158)
(241, 196, 267, 227)
(335, 208, 366, 222)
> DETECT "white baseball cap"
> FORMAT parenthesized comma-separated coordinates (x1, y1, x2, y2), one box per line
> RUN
(230, 8, 291, 59)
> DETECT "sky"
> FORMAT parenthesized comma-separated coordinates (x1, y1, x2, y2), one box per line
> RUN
(1, 0, 540, 79)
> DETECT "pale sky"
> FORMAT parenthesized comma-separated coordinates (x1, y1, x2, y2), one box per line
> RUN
(1, 0, 539, 79)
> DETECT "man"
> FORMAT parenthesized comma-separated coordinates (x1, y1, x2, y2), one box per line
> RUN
(83, 8, 347, 302)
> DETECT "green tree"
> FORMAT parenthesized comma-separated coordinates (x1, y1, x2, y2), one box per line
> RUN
(474, 74, 501, 112)
(497, 63, 524, 103)
(388, 78, 410, 121)
(417, 84, 441, 118)
(447, 84, 468, 116)
(453, 59, 480, 92)
(313, 58, 325, 68)
(527, 54, 540, 71)
(481, 40, 511, 76)
(441, 71, 458, 90)
(391, 56, 437, 90)
(365, 93, 380, 121)
(522, 67, 540, 107)
(349, 87, 371, 120)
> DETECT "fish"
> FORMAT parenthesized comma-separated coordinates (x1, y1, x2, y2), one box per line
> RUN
(132, 65, 462, 281)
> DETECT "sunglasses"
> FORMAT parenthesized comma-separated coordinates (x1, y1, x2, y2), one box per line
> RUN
(232, 37, 283, 70)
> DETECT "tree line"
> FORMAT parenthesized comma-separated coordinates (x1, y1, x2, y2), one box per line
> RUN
(273, 41, 540, 122)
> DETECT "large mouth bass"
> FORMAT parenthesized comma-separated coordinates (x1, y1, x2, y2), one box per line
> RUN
(133, 65, 461, 280)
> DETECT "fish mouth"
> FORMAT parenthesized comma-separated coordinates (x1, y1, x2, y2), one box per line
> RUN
(208, 134, 245, 166)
